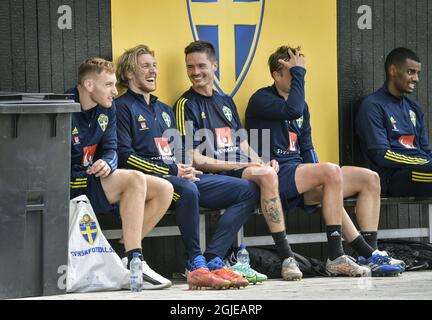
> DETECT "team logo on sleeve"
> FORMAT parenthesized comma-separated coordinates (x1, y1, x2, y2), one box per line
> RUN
(409, 110, 417, 127)
(82, 144, 97, 167)
(398, 135, 415, 149)
(138, 115, 148, 130)
(154, 137, 172, 156)
(222, 106, 233, 122)
(296, 116, 304, 128)
(216, 127, 233, 147)
(390, 116, 398, 131)
(97, 114, 109, 132)
(288, 131, 298, 151)
(162, 112, 171, 127)
(79, 214, 98, 245)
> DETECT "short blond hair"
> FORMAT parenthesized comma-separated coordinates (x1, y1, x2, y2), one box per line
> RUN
(116, 44, 155, 87)
(78, 57, 115, 84)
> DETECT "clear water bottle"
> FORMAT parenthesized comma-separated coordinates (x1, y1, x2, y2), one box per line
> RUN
(236, 244, 250, 266)
(130, 252, 143, 292)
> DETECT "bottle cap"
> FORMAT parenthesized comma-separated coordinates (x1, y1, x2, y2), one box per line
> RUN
(239, 244, 246, 249)
(132, 252, 141, 258)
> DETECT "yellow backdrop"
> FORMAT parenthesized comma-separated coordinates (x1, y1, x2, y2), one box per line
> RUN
(112, 0, 339, 163)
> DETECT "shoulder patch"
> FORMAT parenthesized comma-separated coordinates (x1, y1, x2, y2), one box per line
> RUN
(162, 112, 171, 127)
(222, 106, 233, 122)
(97, 114, 109, 132)
(409, 110, 416, 127)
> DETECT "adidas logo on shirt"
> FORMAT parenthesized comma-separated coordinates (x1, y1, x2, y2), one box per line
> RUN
(330, 231, 341, 237)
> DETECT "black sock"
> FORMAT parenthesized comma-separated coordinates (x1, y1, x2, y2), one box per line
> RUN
(204, 252, 217, 262)
(326, 225, 345, 260)
(271, 231, 294, 260)
(125, 248, 143, 269)
(349, 235, 374, 258)
(361, 231, 378, 250)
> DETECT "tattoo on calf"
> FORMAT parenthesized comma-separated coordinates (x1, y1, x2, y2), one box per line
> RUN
(263, 197, 282, 224)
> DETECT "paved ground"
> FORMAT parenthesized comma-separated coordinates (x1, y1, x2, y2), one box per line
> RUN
(23, 270, 432, 300)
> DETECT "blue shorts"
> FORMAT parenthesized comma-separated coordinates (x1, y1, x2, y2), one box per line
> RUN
(70, 175, 117, 214)
(219, 167, 247, 179)
(277, 161, 318, 214)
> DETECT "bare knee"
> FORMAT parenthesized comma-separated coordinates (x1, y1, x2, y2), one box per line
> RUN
(256, 167, 279, 191)
(365, 169, 381, 194)
(320, 163, 343, 186)
(150, 177, 173, 199)
(161, 179, 174, 199)
(126, 170, 147, 193)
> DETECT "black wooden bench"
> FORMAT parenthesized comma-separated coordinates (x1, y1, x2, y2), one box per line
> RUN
(237, 197, 432, 246)
(98, 197, 432, 249)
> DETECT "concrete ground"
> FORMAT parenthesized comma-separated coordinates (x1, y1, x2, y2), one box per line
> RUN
(23, 270, 432, 300)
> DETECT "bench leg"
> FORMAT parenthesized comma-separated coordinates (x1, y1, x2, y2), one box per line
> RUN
(199, 215, 206, 250)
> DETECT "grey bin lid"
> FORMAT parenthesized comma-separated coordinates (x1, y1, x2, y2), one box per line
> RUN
(0, 93, 81, 114)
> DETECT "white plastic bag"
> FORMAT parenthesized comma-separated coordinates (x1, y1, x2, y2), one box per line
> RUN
(67, 195, 130, 293)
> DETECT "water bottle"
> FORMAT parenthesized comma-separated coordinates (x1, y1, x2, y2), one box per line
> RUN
(236, 244, 250, 266)
(130, 252, 143, 292)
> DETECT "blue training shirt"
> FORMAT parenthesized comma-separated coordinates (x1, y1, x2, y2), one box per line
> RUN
(245, 66, 318, 164)
(356, 84, 432, 181)
(115, 89, 180, 176)
(68, 86, 118, 184)
(174, 87, 249, 163)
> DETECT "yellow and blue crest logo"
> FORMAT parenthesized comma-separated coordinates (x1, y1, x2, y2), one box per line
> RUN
(98, 114, 109, 132)
(79, 214, 98, 245)
(409, 110, 416, 127)
(187, 0, 265, 97)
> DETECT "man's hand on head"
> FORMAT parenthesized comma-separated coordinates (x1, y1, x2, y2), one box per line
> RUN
(278, 48, 305, 69)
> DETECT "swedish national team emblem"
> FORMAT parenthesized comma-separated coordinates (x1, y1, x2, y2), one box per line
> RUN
(409, 110, 417, 127)
(79, 214, 98, 245)
(97, 114, 109, 132)
(187, 0, 265, 97)
(222, 106, 233, 122)
(390, 116, 398, 131)
(296, 116, 304, 128)
(162, 112, 171, 127)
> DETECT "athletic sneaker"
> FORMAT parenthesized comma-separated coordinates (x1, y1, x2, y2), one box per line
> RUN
(231, 262, 268, 284)
(374, 250, 406, 272)
(185, 255, 231, 290)
(207, 257, 249, 288)
(326, 255, 371, 277)
(122, 257, 172, 290)
(357, 252, 402, 277)
(281, 257, 303, 281)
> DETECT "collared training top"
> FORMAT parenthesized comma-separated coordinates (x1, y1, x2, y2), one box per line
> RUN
(356, 84, 432, 181)
(245, 66, 318, 164)
(68, 86, 118, 185)
(115, 89, 180, 176)
(174, 87, 249, 163)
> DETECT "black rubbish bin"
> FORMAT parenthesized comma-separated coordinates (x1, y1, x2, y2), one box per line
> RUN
(0, 93, 80, 299)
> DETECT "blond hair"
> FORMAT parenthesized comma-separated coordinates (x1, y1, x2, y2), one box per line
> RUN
(116, 44, 155, 87)
(78, 57, 115, 84)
